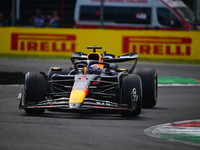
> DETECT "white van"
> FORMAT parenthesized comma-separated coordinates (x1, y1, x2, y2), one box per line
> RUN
(74, 0, 198, 30)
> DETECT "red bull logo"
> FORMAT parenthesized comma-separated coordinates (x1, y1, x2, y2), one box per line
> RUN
(11, 33, 76, 52)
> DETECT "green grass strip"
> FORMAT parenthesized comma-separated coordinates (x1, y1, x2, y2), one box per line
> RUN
(158, 76, 200, 84)
(157, 133, 200, 144)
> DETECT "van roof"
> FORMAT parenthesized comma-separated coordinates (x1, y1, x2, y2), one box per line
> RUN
(76, 0, 187, 8)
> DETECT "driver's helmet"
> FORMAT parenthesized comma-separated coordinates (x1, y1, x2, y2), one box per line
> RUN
(89, 64, 101, 74)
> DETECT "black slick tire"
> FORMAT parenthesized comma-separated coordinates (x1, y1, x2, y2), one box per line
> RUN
(24, 72, 46, 114)
(134, 68, 158, 108)
(120, 74, 142, 117)
(48, 67, 71, 80)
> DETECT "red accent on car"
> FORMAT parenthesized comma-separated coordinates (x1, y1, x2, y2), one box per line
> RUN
(82, 89, 89, 96)
(81, 78, 87, 81)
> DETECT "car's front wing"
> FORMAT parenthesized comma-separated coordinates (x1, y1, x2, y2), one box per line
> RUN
(19, 94, 132, 111)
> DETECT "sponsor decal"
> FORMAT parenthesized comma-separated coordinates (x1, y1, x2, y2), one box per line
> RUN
(11, 33, 76, 53)
(123, 36, 192, 56)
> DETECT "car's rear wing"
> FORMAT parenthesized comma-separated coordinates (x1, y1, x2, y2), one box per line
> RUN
(102, 53, 138, 63)
(70, 46, 138, 74)
(71, 51, 138, 63)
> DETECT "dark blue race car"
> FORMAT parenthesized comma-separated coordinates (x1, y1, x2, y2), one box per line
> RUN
(18, 46, 158, 117)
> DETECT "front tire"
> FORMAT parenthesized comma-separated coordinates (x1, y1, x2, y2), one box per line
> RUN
(24, 72, 46, 114)
(120, 74, 142, 117)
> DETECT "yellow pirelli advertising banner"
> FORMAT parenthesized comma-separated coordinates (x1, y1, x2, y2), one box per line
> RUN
(0, 27, 200, 60)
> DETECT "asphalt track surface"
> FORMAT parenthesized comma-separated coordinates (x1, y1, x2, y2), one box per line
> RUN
(0, 59, 200, 150)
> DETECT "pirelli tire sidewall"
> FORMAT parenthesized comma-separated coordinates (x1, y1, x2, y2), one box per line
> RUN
(120, 74, 142, 117)
(134, 68, 158, 108)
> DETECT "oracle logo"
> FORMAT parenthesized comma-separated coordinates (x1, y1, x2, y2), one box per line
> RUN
(122, 36, 192, 56)
(11, 33, 76, 52)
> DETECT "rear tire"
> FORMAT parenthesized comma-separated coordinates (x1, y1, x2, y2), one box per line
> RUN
(24, 72, 46, 114)
(134, 68, 157, 108)
(120, 74, 142, 117)
(48, 67, 71, 80)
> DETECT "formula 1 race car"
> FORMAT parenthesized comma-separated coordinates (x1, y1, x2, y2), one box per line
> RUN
(18, 46, 158, 117)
